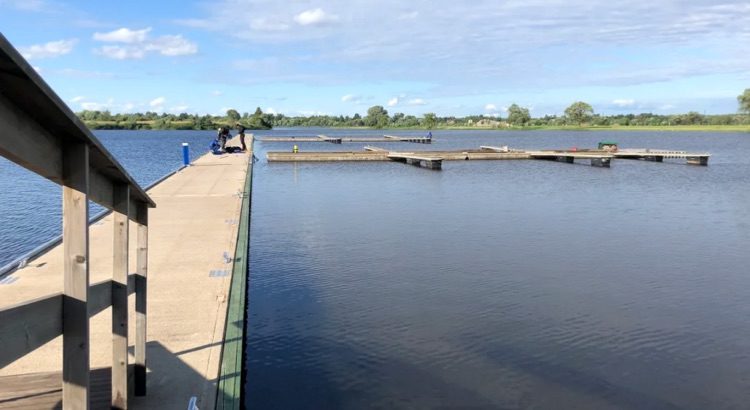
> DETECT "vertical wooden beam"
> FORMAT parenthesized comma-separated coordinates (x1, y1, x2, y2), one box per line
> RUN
(134, 203, 148, 396)
(112, 184, 129, 409)
(62, 143, 90, 409)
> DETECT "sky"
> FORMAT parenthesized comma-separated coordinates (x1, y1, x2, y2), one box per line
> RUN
(1, 0, 749, 117)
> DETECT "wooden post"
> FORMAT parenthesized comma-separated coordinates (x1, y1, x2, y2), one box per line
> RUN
(134, 203, 148, 396)
(112, 185, 129, 408)
(62, 143, 90, 409)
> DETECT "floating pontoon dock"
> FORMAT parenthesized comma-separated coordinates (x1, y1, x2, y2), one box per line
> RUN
(266, 145, 709, 169)
(259, 134, 432, 144)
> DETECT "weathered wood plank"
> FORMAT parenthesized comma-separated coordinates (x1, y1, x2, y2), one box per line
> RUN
(0, 368, 112, 409)
(62, 142, 90, 409)
(88, 280, 112, 318)
(0, 294, 63, 369)
(0, 92, 63, 183)
(112, 185, 130, 409)
(134, 212, 148, 397)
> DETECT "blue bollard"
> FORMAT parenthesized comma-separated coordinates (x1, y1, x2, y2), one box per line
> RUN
(182, 142, 190, 166)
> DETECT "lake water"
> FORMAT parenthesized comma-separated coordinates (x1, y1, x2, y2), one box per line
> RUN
(246, 129, 750, 409)
(0, 130, 215, 269)
(2, 129, 749, 409)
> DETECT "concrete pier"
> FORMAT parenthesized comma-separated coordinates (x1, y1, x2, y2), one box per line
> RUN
(0, 136, 253, 409)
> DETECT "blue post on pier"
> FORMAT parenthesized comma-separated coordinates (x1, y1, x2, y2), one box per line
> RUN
(182, 142, 190, 166)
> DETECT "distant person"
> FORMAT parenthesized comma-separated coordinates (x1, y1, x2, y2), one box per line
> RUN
(209, 138, 222, 154)
(236, 123, 247, 151)
(217, 127, 230, 150)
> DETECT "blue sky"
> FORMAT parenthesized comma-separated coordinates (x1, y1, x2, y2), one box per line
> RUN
(1, 0, 748, 117)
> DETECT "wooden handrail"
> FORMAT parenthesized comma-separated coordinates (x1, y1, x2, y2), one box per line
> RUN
(0, 34, 151, 409)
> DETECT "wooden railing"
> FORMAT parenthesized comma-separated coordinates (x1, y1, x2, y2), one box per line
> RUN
(0, 33, 155, 409)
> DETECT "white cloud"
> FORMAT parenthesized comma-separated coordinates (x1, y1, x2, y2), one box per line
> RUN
(265, 107, 277, 114)
(612, 98, 636, 107)
(95, 45, 145, 60)
(93, 27, 197, 59)
(81, 101, 105, 110)
(212, 90, 223, 96)
(182, 0, 750, 102)
(341, 94, 358, 102)
(19, 39, 77, 60)
(69, 97, 148, 113)
(485, 103, 498, 112)
(1, 0, 50, 12)
(93, 27, 152, 43)
(387, 97, 399, 107)
(408, 98, 427, 106)
(57, 68, 119, 79)
(145, 35, 197, 56)
(251, 18, 290, 31)
(150, 97, 166, 107)
(294, 8, 337, 26)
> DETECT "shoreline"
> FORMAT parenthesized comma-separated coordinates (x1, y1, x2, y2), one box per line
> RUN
(88, 124, 750, 133)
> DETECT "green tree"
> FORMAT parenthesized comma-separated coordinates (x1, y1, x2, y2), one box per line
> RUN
(564, 101, 594, 125)
(247, 107, 272, 129)
(226, 109, 241, 122)
(506, 104, 531, 126)
(365, 105, 389, 128)
(738, 88, 750, 114)
(422, 113, 437, 129)
(391, 112, 405, 124)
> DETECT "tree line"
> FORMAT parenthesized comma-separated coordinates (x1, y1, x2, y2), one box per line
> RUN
(78, 107, 273, 130)
(77, 89, 750, 130)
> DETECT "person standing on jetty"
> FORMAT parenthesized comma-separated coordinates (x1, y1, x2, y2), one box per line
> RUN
(217, 126, 230, 150)
(236, 123, 247, 151)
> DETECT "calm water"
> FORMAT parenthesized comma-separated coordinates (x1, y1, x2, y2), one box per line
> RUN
(2, 129, 750, 409)
(0, 130, 215, 268)
(246, 129, 750, 409)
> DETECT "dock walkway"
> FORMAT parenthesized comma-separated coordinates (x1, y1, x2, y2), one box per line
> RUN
(0, 136, 252, 409)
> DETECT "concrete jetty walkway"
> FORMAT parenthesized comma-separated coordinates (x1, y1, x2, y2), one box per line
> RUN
(0, 136, 252, 409)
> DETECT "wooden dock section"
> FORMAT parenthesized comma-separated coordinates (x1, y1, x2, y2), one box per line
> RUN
(267, 145, 710, 169)
(259, 134, 431, 144)
(383, 135, 432, 143)
(316, 134, 342, 144)
(612, 149, 710, 165)
(387, 152, 443, 170)
(267, 149, 530, 162)
(526, 151, 614, 167)
(0, 137, 253, 409)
